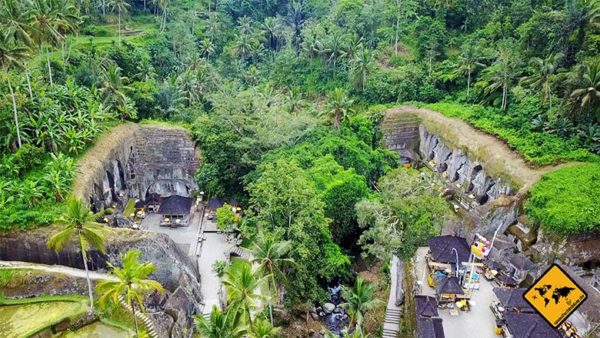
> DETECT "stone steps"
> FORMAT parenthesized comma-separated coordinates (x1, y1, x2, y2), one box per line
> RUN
(118, 296, 159, 338)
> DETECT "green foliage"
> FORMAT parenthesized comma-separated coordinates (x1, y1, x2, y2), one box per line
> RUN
(525, 163, 600, 234)
(216, 204, 240, 231)
(356, 168, 450, 260)
(246, 159, 348, 302)
(308, 155, 369, 246)
(212, 260, 229, 277)
(423, 102, 600, 165)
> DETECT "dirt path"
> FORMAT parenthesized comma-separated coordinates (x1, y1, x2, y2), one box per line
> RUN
(384, 106, 574, 190)
(0, 260, 118, 282)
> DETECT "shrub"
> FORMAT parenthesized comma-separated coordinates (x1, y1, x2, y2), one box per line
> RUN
(525, 163, 600, 234)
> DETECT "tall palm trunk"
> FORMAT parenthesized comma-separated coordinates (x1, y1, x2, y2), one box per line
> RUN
(45, 46, 54, 86)
(118, 8, 122, 46)
(466, 66, 471, 99)
(131, 300, 140, 338)
(7, 77, 22, 148)
(394, 0, 400, 56)
(80, 244, 95, 314)
(25, 66, 33, 99)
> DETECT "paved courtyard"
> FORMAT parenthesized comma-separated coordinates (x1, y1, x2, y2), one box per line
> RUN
(414, 247, 499, 338)
(140, 209, 229, 315)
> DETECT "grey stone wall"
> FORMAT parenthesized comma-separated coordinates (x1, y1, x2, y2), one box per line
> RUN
(87, 125, 199, 212)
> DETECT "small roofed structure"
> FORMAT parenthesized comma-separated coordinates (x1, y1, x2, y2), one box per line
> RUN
(158, 195, 193, 227)
(134, 200, 145, 209)
(207, 197, 224, 211)
(497, 274, 518, 287)
(415, 295, 439, 318)
(428, 235, 470, 265)
(417, 317, 445, 338)
(492, 288, 534, 317)
(146, 192, 161, 213)
(435, 276, 464, 303)
(502, 312, 561, 338)
(509, 253, 534, 283)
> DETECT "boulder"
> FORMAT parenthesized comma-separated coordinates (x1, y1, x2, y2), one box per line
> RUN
(323, 303, 335, 313)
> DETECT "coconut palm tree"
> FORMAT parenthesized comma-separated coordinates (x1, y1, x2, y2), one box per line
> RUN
(570, 61, 600, 112)
(222, 260, 268, 326)
(195, 306, 248, 338)
(340, 277, 383, 328)
(520, 53, 564, 110)
(28, 0, 64, 86)
(455, 44, 485, 99)
(199, 38, 215, 59)
(249, 317, 281, 338)
(483, 40, 520, 110)
(47, 197, 107, 315)
(96, 250, 164, 338)
(324, 88, 354, 129)
(250, 231, 295, 325)
(99, 64, 133, 118)
(108, 0, 130, 46)
(0, 0, 35, 98)
(0, 33, 28, 149)
(351, 47, 374, 93)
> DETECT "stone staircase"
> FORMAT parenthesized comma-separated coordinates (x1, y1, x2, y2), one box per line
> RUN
(382, 256, 403, 338)
(118, 296, 159, 338)
(229, 245, 253, 260)
(382, 307, 402, 338)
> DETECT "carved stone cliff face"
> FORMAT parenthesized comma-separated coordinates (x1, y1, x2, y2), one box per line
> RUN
(75, 124, 199, 213)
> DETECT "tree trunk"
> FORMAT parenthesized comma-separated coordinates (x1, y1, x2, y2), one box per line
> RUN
(467, 66, 471, 99)
(132, 300, 140, 338)
(46, 46, 54, 86)
(81, 247, 95, 315)
(118, 9, 122, 46)
(8, 78, 22, 148)
(395, 0, 400, 56)
(25, 68, 33, 99)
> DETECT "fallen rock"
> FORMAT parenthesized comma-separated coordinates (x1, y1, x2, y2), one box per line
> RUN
(323, 303, 335, 313)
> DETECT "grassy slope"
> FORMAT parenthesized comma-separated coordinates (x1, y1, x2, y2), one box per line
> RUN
(420, 102, 598, 166)
(382, 105, 565, 190)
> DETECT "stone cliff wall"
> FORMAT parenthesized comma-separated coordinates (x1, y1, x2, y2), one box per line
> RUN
(382, 108, 526, 272)
(73, 124, 199, 212)
(0, 229, 201, 337)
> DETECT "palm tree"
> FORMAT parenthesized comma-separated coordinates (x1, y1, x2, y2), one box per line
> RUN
(99, 64, 132, 118)
(324, 30, 348, 80)
(195, 306, 248, 338)
(340, 277, 383, 328)
(222, 260, 267, 326)
(324, 88, 354, 129)
(96, 250, 164, 337)
(483, 40, 520, 110)
(0, 32, 28, 149)
(108, 0, 130, 46)
(570, 61, 600, 112)
(455, 44, 485, 99)
(249, 317, 281, 338)
(286, 0, 306, 51)
(250, 231, 295, 325)
(520, 53, 564, 110)
(262, 16, 283, 51)
(1, 0, 35, 98)
(351, 47, 374, 93)
(199, 38, 215, 59)
(47, 197, 107, 315)
(28, 0, 64, 86)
